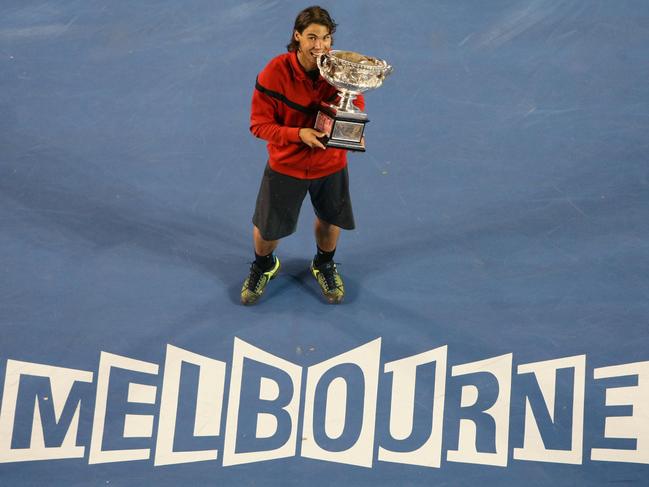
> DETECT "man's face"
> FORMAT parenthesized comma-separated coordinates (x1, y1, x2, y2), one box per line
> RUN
(294, 23, 332, 69)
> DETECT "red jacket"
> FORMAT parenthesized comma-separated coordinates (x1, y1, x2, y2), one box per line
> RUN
(250, 51, 365, 179)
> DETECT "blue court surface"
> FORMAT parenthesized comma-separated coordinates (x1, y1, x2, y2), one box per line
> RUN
(1, 1, 648, 485)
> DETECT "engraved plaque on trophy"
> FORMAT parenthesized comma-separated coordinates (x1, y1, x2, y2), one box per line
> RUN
(315, 50, 392, 152)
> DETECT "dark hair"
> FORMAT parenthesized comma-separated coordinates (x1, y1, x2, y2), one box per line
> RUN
(286, 5, 337, 52)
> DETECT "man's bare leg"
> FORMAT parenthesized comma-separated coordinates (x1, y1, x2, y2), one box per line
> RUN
(314, 218, 340, 251)
(254, 225, 279, 256)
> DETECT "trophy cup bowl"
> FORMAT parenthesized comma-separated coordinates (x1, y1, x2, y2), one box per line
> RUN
(315, 50, 393, 151)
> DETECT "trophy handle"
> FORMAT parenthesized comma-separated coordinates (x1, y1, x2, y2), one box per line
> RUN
(378, 64, 394, 81)
(317, 53, 331, 72)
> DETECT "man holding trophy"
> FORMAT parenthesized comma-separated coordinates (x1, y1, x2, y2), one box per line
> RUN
(240, 6, 391, 305)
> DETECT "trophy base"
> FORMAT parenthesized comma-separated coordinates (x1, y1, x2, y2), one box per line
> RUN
(314, 106, 368, 152)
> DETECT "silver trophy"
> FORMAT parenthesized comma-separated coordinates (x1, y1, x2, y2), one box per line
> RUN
(315, 50, 393, 151)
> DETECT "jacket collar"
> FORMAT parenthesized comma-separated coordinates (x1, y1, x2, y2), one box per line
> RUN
(289, 51, 320, 82)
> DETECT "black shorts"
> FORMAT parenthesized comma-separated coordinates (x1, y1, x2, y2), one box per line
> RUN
(252, 164, 355, 241)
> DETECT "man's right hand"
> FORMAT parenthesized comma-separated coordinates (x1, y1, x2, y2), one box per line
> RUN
(299, 128, 327, 150)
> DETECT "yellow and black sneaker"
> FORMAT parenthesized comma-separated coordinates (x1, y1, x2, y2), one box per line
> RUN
(310, 260, 344, 304)
(240, 257, 281, 305)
